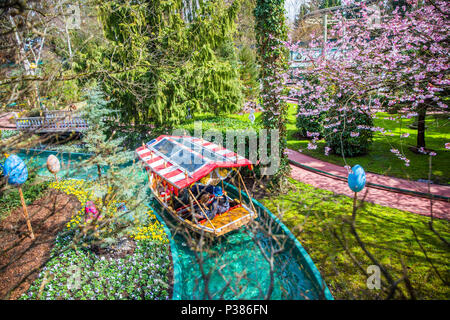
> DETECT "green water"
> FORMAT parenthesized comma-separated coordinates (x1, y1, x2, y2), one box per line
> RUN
(15, 149, 330, 300)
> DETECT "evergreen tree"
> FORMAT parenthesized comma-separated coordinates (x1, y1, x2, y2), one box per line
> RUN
(96, 0, 243, 126)
(80, 86, 144, 200)
(238, 45, 260, 99)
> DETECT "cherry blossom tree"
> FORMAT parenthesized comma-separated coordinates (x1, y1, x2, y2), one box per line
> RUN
(286, 0, 449, 164)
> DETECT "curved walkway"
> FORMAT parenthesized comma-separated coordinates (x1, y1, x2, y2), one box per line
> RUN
(286, 149, 450, 220)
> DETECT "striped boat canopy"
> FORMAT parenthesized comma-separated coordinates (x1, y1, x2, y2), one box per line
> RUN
(136, 135, 253, 190)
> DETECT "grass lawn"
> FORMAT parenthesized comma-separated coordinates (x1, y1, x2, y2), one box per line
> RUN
(285, 104, 450, 184)
(193, 104, 449, 183)
(261, 178, 450, 299)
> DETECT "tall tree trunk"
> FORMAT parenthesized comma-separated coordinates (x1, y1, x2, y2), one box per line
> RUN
(254, 0, 290, 183)
(416, 105, 427, 149)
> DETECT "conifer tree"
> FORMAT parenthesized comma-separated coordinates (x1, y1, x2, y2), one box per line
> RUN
(96, 0, 243, 126)
(80, 86, 145, 201)
(238, 45, 260, 99)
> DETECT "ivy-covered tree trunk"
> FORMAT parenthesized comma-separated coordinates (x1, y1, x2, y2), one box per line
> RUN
(254, 0, 290, 183)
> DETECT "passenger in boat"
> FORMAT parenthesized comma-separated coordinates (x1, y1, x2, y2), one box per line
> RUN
(210, 186, 230, 215)
(192, 194, 215, 222)
(173, 188, 190, 210)
(191, 184, 214, 198)
(192, 186, 229, 222)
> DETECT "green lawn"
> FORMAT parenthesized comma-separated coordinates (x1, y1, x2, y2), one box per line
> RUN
(285, 104, 450, 184)
(193, 104, 449, 183)
(261, 178, 450, 300)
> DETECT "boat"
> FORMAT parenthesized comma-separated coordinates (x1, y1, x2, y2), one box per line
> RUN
(135, 135, 257, 237)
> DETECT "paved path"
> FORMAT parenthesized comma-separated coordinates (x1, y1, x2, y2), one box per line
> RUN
(286, 149, 450, 220)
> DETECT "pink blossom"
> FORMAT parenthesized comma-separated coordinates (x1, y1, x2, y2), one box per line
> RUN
(307, 143, 317, 150)
(390, 148, 400, 154)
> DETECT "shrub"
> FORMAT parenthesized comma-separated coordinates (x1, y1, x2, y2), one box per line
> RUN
(323, 107, 374, 157)
(296, 74, 327, 138)
(0, 129, 19, 140)
(173, 116, 267, 177)
(175, 116, 260, 151)
(296, 102, 327, 138)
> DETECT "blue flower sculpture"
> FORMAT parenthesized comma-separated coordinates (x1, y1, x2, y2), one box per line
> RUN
(1, 154, 28, 186)
(348, 164, 366, 192)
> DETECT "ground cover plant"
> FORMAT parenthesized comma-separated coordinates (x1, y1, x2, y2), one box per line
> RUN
(20, 231, 171, 300)
(19, 179, 171, 300)
(20, 233, 171, 300)
(261, 178, 450, 299)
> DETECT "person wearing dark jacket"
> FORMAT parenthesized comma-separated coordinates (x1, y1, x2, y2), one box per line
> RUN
(193, 186, 229, 222)
(209, 186, 229, 215)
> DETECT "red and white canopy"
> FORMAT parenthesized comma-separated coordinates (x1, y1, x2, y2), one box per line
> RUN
(136, 135, 253, 190)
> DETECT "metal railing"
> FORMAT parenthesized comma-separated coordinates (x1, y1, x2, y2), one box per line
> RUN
(15, 115, 88, 132)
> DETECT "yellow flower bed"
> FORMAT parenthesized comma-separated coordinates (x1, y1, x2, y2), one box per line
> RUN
(50, 179, 168, 243)
(49, 179, 93, 230)
(130, 209, 168, 244)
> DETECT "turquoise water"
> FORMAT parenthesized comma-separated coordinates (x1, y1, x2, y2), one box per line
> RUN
(15, 149, 332, 300)
(152, 186, 327, 300)
(17, 149, 97, 180)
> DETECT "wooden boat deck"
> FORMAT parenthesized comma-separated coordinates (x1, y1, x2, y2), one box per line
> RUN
(150, 182, 254, 236)
(205, 205, 250, 229)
